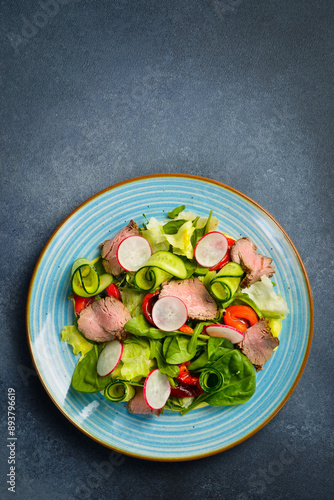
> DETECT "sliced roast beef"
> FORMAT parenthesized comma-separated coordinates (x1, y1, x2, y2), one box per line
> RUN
(159, 278, 218, 320)
(238, 317, 279, 370)
(230, 237, 275, 288)
(77, 296, 131, 342)
(127, 387, 160, 416)
(100, 220, 139, 276)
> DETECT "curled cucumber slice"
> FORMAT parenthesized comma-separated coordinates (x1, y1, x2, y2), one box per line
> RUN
(71, 258, 112, 297)
(104, 380, 136, 403)
(140, 251, 187, 279)
(209, 262, 244, 302)
(134, 251, 187, 291)
(134, 267, 172, 291)
(199, 368, 224, 393)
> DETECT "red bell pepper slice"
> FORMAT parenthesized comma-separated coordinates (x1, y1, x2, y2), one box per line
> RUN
(170, 383, 203, 398)
(179, 324, 194, 334)
(105, 283, 121, 301)
(176, 362, 201, 388)
(142, 290, 160, 325)
(224, 305, 259, 333)
(73, 293, 94, 316)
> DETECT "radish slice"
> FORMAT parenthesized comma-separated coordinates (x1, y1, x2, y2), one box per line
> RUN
(97, 340, 123, 377)
(194, 231, 228, 268)
(152, 296, 188, 332)
(144, 369, 171, 410)
(116, 235, 152, 272)
(205, 324, 245, 344)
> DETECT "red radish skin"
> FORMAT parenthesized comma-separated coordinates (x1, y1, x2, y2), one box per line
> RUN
(97, 340, 123, 377)
(205, 324, 245, 344)
(144, 369, 171, 410)
(194, 232, 228, 268)
(152, 296, 188, 332)
(209, 236, 236, 271)
(116, 235, 152, 273)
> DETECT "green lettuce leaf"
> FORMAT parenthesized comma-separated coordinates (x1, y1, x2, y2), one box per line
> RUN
(241, 276, 290, 318)
(140, 217, 170, 253)
(140, 211, 219, 260)
(141, 217, 195, 259)
(120, 286, 146, 317)
(114, 337, 154, 380)
(164, 220, 195, 259)
(61, 324, 93, 358)
(175, 211, 219, 232)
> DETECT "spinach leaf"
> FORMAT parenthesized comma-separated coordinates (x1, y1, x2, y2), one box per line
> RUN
(72, 345, 111, 393)
(187, 322, 213, 356)
(167, 205, 186, 219)
(148, 327, 179, 339)
(124, 314, 150, 335)
(164, 335, 195, 364)
(190, 210, 214, 248)
(191, 225, 205, 248)
(163, 219, 187, 234)
(187, 332, 233, 371)
(163, 336, 173, 358)
(207, 337, 234, 361)
(204, 210, 213, 234)
(181, 342, 256, 414)
(164, 334, 206, 365)
(188, 351, 209, 371)
(149, 339, 179, 377)
(207, 350, 256, 406)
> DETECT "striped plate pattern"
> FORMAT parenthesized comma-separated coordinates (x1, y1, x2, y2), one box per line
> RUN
(26, 175, 313, 461)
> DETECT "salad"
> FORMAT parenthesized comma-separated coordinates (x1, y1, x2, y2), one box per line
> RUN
(61, 206, 289, 416)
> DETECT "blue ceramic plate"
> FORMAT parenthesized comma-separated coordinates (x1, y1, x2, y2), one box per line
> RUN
(26, 175, 313, 461)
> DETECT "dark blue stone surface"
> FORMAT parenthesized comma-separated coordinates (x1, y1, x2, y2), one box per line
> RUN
(1, 1, 333, 499)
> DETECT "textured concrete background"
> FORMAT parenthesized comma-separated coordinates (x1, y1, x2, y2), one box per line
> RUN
(1, 1, 333, 499)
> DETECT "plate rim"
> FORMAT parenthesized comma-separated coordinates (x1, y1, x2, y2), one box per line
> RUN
(26, 173, 314, 461)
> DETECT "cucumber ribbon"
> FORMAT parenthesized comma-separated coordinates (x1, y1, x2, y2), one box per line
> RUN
(134, 251, 187, 291)
(199, 368, 224, 393)
(71, 258, 113, 297)
(209, 262, 244, 303)
(71, 258, 100, 296)
(104, 380, 136, 403)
